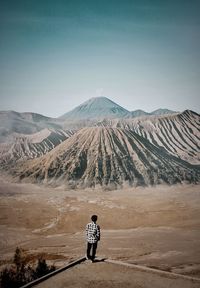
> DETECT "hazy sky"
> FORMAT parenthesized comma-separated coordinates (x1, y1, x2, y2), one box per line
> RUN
(0, 0, 199, 117)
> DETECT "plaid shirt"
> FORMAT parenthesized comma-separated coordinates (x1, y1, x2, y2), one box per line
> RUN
(86, 222, 100, 243)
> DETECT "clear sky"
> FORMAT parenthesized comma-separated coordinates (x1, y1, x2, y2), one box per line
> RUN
(0, 0, 199, 117)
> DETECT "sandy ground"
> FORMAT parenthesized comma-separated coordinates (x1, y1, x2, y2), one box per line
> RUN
(0, 176, 200, 279)
(35, 261, 200, 288)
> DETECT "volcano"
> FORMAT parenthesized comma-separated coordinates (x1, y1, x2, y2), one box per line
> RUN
(60, 96, 130, 120)
(17, 127, 199, 188)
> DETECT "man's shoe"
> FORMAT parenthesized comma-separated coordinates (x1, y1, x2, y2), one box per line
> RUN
(91, 259, 95, 263)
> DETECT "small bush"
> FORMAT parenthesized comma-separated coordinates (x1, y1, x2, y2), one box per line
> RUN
(14, 247, 26, 273)
(1, 265, 18, 288)
(35, 257, 55, 278)
(0, 248, 56, 288)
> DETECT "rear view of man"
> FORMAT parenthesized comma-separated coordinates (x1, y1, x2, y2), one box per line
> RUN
(86, 215, 100, 262)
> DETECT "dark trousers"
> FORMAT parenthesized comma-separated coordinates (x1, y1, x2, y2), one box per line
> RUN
(87, 242, 97, 260)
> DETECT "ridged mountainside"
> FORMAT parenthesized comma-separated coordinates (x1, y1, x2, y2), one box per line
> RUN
(98, 110, 200, 165)
(16, 127, 200, 188)
(0, 129, 74, 168)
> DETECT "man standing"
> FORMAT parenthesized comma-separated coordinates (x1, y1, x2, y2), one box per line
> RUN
(86, 215, 100, 262)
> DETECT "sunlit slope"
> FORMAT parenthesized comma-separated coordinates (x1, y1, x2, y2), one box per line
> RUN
(17, 127, 200, 187)
(99, 110, 200, 165)
(0, 129, 74, 168)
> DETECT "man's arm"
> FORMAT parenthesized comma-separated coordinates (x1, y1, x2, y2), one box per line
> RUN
(97, 225, 100, 241)
(86, 224, 89, 237)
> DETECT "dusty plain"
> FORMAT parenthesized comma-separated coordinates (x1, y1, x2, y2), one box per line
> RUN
(0, 175, 200, 280)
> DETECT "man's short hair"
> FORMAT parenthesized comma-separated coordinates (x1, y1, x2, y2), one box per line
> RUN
(91, 215, 98, 222)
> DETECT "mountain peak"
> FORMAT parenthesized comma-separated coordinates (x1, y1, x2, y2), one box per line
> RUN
(60, 97, 129, 120)
(151, 108, 177, 115)
(88, 96, 109, 100)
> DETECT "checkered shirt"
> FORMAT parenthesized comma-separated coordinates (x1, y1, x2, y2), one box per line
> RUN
(86, 222, 100, 243)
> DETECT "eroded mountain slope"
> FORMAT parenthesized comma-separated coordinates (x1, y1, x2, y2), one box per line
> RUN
(98, 110, 200, 164)
(0, 129, 74, 168)
(16, 127, 199, 188)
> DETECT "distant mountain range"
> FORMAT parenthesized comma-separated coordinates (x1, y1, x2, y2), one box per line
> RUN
(0, 96, 199, 188)
(60, 96, 177, 120)
(0, 110, 62, 143)
(0, 97, 177, 142)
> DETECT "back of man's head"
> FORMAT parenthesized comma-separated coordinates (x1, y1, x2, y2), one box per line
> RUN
(91, 215, 98, 222)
